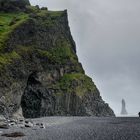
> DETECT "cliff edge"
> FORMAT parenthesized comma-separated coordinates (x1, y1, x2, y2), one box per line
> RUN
(0, 2, 115, 118)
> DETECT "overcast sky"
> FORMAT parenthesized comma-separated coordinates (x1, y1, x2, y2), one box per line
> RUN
(30, 0, 140, 116)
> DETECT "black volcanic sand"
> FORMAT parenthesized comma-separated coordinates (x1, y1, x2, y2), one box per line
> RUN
(0, 117, 140, 140)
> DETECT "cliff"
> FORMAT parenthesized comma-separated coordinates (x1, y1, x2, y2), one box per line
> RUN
(0, 0, 30, 12)
(0, 3, 115, 118)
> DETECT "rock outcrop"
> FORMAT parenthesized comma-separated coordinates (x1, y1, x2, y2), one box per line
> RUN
(0, 2, 115, 118)
(121, 99, 128, 115)
(0, 0, 30, 12)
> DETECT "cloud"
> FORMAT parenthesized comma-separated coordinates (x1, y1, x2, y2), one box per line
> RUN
(30, 0, 140, 115)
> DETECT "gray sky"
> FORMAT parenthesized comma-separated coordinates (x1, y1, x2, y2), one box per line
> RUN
(30, 0, 140, 116)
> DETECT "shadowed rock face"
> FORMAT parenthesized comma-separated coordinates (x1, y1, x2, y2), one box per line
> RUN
(0, 0, 30, 12)
(21, 72, 55, 118)
(21, 72, 114, 118)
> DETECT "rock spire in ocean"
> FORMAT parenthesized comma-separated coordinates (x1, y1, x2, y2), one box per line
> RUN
(121, 99, 128, 115)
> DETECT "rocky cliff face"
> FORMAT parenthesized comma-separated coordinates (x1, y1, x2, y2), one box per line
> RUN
(0, 0, 30, 12)
(0, 3, 115, 118)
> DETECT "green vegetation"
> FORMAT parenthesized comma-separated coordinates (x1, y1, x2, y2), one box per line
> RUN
(36, 10, 64, 27)
(25, 5, 40, 13)
(47, 11, 64, 17)
(0, 12, 28, 51)
(0, 8, 64, 50)
(49, 42, 77, 64)
(57, 73, 97, 97)
(0, 51, 20, 68)
(26, 6, 61, 16)
(37, 39, 77, 64)
(0, 9, 64, 51)
(15, 42, 75, 63)
(0, 8, 66, 69)
(37, 10, 64, 17)
(0, 13, 28, 35)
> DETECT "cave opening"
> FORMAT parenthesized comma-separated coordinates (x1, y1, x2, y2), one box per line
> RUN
(21, 72, 55, 118)
(21, 72, 42, 118)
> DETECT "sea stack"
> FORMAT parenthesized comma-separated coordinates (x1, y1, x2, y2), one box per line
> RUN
(121, 99, 128, 115)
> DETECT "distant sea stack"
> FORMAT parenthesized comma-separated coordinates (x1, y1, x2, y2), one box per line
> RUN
(121, 99, 128, 115)
(0, 0, 115, 118)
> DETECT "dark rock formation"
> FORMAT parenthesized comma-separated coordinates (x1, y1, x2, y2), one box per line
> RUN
(21, 72, 114, 117)
(0, 1, 115, 118)
(0, 0, 30, 12)
(121, 99, 128, 115)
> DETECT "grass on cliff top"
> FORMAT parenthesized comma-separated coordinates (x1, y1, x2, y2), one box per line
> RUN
(37, 10, 64, 17)
(56, 73, 98, 97)
(0, 12, 28, 51)
(26, 5, 63, 16)
(0, 9, 65, 69)
(47, 11, 64, 17)
(0, 9, 64, 51)
(0, 9, 63, 36)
